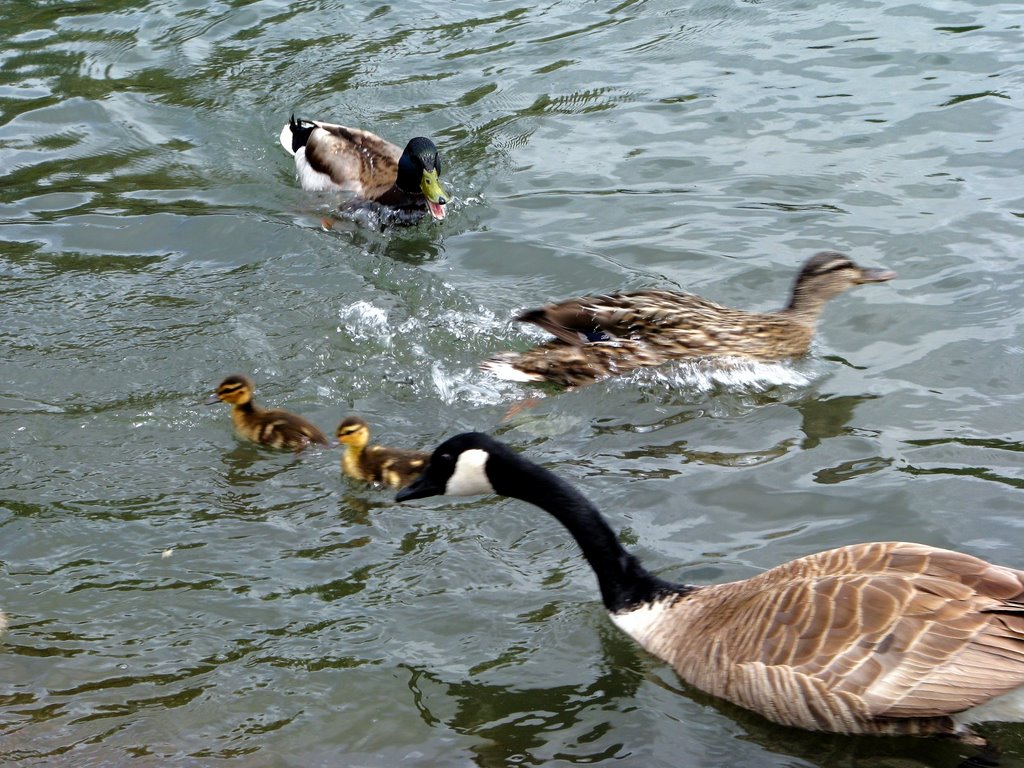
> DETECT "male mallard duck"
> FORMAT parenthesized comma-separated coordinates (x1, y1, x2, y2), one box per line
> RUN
(336, 416, 428, 490)
(205, 374, 328, 452)
(483, 251, 895, 387)
(279, 116, 448, 222)
(398, 432, 1024, 755)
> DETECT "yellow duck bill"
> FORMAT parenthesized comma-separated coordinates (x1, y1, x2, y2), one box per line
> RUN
(420, 168, 448, 220)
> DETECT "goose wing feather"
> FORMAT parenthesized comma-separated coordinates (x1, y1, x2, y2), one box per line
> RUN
(656, 542, 1024, 731)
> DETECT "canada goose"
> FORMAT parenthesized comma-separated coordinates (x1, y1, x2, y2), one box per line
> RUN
(279, 116, 448, 223)
(336, 416, 429, 490)
(205, 374, 328, 452)
(397, 432, 1024, 752)
(483, 251, 895, 387)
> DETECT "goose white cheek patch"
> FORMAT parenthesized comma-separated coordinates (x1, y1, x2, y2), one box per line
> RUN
(445, 449, 494, 496)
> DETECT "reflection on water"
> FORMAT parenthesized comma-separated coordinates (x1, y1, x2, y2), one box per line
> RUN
(399, 620, 645, 768)
(901, 436, 1024, 491)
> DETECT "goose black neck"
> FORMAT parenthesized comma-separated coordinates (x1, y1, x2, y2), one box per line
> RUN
(487, 450, 681, 613)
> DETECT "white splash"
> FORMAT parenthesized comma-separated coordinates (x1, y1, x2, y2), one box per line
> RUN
(636, 357, 815, 393)
(338, 301, 393, 347)
(430, 362, 511, 407)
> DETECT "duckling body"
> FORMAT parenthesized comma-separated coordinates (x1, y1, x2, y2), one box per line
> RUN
(206, 375, 328, 452)
(484, 252, 894, 387)
(398, 433, 1024, 753)
(279, 116, 448, 222)
(336, 416, 428, 490)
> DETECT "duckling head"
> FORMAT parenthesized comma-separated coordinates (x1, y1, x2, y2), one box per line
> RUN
(336, 416, 371, 449)
(788, 251, 895, 311)
(396, 137, 447, 221)
(206, 374, 254, 406)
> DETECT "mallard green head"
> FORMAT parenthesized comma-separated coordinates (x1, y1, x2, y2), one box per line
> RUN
(396, 137, 448, 221)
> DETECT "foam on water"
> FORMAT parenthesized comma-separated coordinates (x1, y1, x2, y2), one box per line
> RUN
(635, 356, 816, 393)
(337, 300, 394, 347)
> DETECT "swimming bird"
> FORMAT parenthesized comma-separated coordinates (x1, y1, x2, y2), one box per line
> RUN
(205, 374, 328, 452)
(336, 416, 428, 489)
(483, 251, 895, 387)
(279, 116, 448, 222)
(397, 432, 1024, 753)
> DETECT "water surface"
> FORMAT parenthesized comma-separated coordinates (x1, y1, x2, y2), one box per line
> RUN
(2, 1, 1023, 766)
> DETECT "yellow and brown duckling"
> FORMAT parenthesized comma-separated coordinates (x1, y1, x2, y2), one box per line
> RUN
(483, 251, 895, 388)
(279, 116, 448, 223)
(206, 374, 329, 452)
(336, 416, 429, 490)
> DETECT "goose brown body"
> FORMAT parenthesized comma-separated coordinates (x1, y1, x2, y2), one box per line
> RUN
(623, 540, 1024, 738)
(484, 251, 894, 387)
(206, 375, 328, 452)
(279, 117, 447, 222)
(397, 433, 1024, 749)
(336, 416, 428, 490)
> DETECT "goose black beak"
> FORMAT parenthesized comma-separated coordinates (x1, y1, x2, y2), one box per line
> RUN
(396, 472, 442, 502)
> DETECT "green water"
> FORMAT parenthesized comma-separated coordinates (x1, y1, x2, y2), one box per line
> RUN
(1, 1, 1022, 766)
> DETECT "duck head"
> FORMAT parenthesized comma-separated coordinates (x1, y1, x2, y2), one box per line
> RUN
(336, 416, 371, 449)
(787, 251, 895, 311)
(205, 374, 254, 406)
(396, 137, 448, 221)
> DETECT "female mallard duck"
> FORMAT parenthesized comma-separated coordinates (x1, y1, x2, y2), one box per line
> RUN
(206, 374, 328, 452)
(483, 251, 895, 387)
(279, 116, 448, 222)
(398, 432, 1024, 755)
(336, 416, 428, 490)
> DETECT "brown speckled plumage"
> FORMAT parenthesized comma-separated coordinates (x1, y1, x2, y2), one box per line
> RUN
(206, 374, 328, 452)
(336, 416, 428, 490)
(484, 251, 894, 387)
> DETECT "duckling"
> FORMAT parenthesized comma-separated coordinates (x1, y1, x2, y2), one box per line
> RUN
(205, 374, 328, 452)
(398, 432, 1024, 755)
(336, 416, 429, 490)
(483, 251, 895, 387)
(279, 116, 448, 222)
